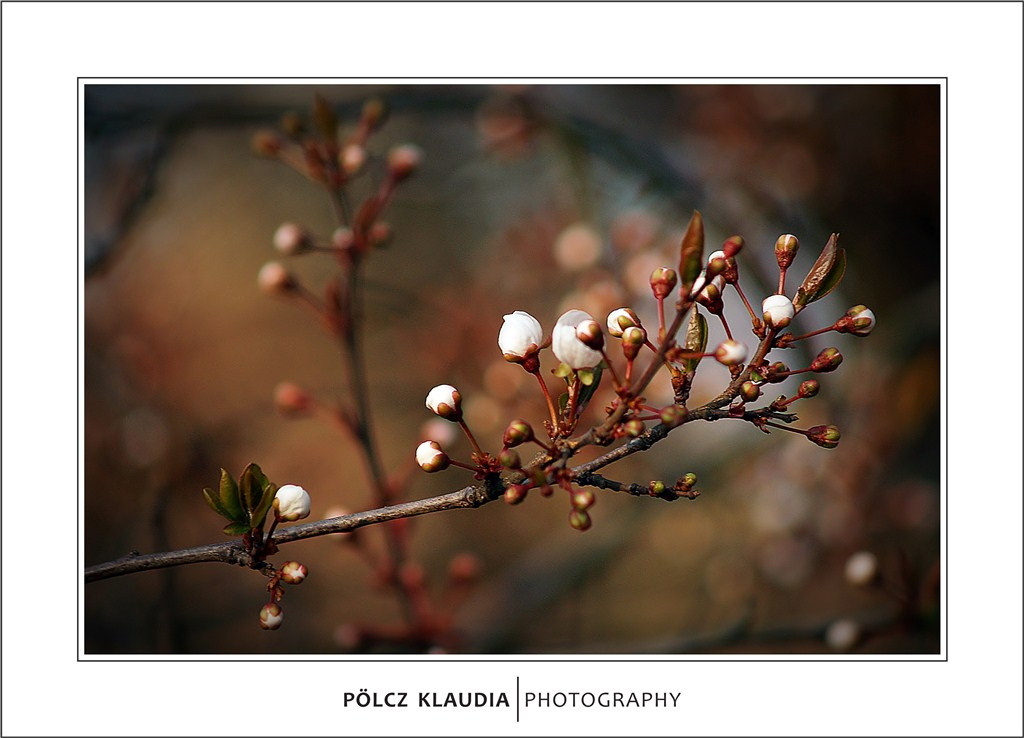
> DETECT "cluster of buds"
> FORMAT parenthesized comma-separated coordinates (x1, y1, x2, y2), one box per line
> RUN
(416, 210, 875, 533)
(259, 560, 310, 630)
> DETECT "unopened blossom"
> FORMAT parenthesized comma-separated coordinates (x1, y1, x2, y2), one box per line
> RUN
(274, 484, 311, 521)
(498, 311, 544, 361)
(825, 619, 860, 651)
(273, 223, 309, 255)
(762, 294, 795, 329)
(606, 308, 640, 338)
(259, 602, 284, 630)
(775, 234, 800, 269)
(425, 384, 462, 420)
(340, 143, 366, 175)
(257, 261, 295, 295)
(280, 561, 308, 585)
(844, 551, 879, 587)
(844, 305, 876, 336)
(552, 310, 603, 369)
(416, 440, 449, 472)
(714, 339, 748, 366)
(387, 144, 423, 180)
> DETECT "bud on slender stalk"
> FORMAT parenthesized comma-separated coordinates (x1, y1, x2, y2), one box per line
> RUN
(425, 384, 462, 420)
(649, 267, 677, 299)
(259, 602, 284, 630)
(258, 262, 296, 295)
(497, 448, 521, 469)
(722, 235, 744, 259)
(775, 234, 800, 269)
(502, 419, 535, 447)
(807, 424, 841, 449)
(498, 311, 544, 362)
(568, 509, 592, 532)
(416, 440, 450, 472)
(552, 310, 603, 369)
(572, 489, 596, 510)
(798, 379, 820, 398)
(273, 223, 311, 255)
(280, 561, 308, 585)
(740, 381, 761, 402)
(811, 348, 843, 373)
(387, 144, 423, 181)
(840, 305, 877, 336)
(765, 361, 790, 383)
(714, 339, 747, 366)
(620, 325, 647, 361)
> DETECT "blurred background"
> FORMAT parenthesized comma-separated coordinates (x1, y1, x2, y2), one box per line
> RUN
(83, 83, 940, 655)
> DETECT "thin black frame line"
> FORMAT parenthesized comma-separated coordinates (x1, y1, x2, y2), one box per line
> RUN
(78, 79, 948, 663)
(79, 76, 946, 81)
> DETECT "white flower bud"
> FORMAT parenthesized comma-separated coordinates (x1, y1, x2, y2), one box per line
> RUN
(606, 308, 640, 338)
(844, 551, 879, 587)
(425, 384, 462, 420)
(846, 305, 876, 336)
(341, 143, 366, 175)
(825, 619, 860, 651)
(388, 144, 422, 180)
(416, 440, 450, 472)
(498, 311, 544, 361)
(762, 294, 795, 329)
(274, 484, 311, 522)
(552, 309, 603, 369)
(273, 223, 309, 255)
(714, 339, 747, 366)
(257, 261, 295, 295)
(259, 602, 283, 630)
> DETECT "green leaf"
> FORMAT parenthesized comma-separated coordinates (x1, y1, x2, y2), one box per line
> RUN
(677, 210, 705, 290)
(552, 362, 572, 379)
(238, 463, 263, 522)
(217, 468, 243, 521)
(202, 488, 231, 520)
(558, 392, 570, 415)
(250, 482, 279, 532)
(794, 233, 842, 309)
(682, 309, 708, 373)
(576, 364, 603, 415)
(222, 521, 252, 537)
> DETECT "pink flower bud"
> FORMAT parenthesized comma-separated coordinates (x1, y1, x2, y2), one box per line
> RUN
(714, 339, 747, 366)
(606, 307, 641, 338)
(425, 384, 462, 420)
(259, 602, 283, 630)
(340, 143, 366, 175)
(722, 235, 744, 259)
(257, 261, 296, 295)
(280, 560, 308, 585)
(273, 222, 310, 255)
(775, 233, 800, 269)
(274, 484, 311, 521)
(416, 440, 450, 472)
(387, 144, 422, 181)
(762, 294, 795, 329)
(274, 381, 312, 416)
(798, 379, 820, 398)
(552, 309, 603, 369)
